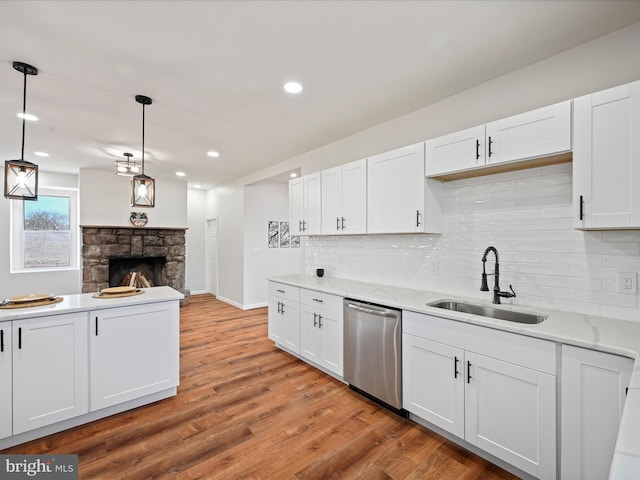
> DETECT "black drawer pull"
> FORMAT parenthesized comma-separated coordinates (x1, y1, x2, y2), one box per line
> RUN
(488, 136, 493, 157)
(313, 313, 318, 327)
(475, 139, 480, 160)
(95, 317, 99, 336)
(467, 360, 472, 383)
(318, 314, 323, 328)
(579, 195, 584, 221)
(312, 298, 323, 303)
(18, 327, 22, 349)
(0, 329, 4, 352)
(454, 356, 459, 379)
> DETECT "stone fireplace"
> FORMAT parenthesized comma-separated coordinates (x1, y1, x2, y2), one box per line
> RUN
(81, 226, 187, 295)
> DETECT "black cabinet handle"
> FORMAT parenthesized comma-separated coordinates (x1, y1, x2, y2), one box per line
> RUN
(467, 361, 472, 383)
(0, 329, 4, 352)
(313, 313, 318, 327)
(454, 356, 459, 379)
(488, 136, 493, 157)
(95, 317, 99, 336)
(416, 210, 421, 227)
(18, 327, 22, 349)
(579, 195, 584, 221)
(336, 217, 340, 231)
(302, 220, 307, 232)
(312, 298, 323, 303)
(341, 217, 345, 230)
(475, 139, 480, 160)
(276, 289, 285, 293)
(298, 220, 303, 232)
(318, 314, 323, 328)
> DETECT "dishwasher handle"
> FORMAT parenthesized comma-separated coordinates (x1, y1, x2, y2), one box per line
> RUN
(345, 302, 399, 318)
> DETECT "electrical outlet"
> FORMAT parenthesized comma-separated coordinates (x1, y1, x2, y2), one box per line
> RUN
(618, 272, 637, 294)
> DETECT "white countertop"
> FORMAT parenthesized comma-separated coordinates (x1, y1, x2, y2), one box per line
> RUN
(270, 274, 640, 479)
(0, 286, 184, 322)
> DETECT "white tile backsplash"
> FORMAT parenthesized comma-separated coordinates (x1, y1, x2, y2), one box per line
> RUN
(303, 163, 640, 322)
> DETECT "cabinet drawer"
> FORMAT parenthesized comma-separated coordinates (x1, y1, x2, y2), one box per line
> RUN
(403, 310, 556, 374)
(300, 289, 343, 312)
(269, 282, 300, 302)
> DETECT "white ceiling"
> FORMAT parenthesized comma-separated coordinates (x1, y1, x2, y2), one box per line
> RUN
(1, 1, 640, 189)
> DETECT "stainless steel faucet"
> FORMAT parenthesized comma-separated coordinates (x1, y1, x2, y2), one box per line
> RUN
(481, 246, 516, 304)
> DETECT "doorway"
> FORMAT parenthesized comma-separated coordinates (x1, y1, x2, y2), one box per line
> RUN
(207, 218, 218, 296)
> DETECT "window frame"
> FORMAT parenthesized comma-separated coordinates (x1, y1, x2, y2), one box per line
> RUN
(10, 186, 79, 273)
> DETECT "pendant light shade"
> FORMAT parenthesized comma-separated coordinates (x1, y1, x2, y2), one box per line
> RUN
(131, 95, 155, 208)
(4, 62, 39, 201)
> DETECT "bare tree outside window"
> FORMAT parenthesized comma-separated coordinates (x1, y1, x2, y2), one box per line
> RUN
(23, 195, 71, 267)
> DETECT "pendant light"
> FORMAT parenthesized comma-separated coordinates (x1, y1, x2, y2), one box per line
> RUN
(4, 62, 39, 200)
(130, 95, 155, 207)
(115, 152, 141, 176)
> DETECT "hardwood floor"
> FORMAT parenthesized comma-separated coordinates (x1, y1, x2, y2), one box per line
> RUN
(2, 294, 518, 479)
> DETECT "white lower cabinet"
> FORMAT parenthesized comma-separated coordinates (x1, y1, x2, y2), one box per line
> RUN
(403, 311, 556, 479)
(0, 323, 13, 439)
(12, 313, 89, 434)
(299, 289, 343, 376)
(464, 351, 556, 478)
(268, 282, 300, 353)
(561, 345, 633, 480)
(90, 302, 179, 410)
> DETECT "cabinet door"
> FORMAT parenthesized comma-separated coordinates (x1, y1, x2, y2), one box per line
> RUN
(303, 173, 322, 235)
(321, 165, 343, 234)
(90, 302, 179, 410)
(402, 334, 464, 438)
(486, 100, 571, 166)
(282, 300, 300, 354)
(425, 125, 485, 176)
(319, 306, 343, 376)
(13, 313, 89, 434)
(341, 158, 367, 234)
(289, 177, 304, 235)
(0, 324, 12, 440)
(367, 143, 426, 233)
(268, 299, 284, 344)
(299, 306, 321, 364)
(465, 351, 555, 479)
(573, 81, 640, 229)
(561, 345, 633, 480)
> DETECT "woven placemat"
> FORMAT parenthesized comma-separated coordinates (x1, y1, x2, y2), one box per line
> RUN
(92, 290, 145, 299)
(0, 296, 64, 309)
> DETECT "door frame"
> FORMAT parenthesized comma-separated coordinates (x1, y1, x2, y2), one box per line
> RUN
(206, 217, 219, 296)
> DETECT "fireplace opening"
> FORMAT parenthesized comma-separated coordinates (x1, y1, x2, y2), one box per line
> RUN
(109, 257, 166, 288)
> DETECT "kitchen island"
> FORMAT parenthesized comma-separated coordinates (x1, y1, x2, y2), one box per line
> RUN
(269, 274, 640, 480)
(0, 286, 183, 449)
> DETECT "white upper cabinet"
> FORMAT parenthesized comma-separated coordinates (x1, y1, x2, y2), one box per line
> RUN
(425, 125, 486, 176)
(368, 143, 442, 234)
(289, 173, 322, 235)
(321, 158, 367, 235)
(573, 81, 640, 229)
(426, 100, 572, 177)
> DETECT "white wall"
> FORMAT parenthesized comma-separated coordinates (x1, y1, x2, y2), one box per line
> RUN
(0, 172, 82, 296)
(206, 185, 245, 307)
(243, 181, 301, 308)
(186, 187, 207, 293)
(79, 169, 187, 228)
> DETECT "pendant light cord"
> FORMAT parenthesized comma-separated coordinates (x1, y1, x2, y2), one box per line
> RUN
(20, 68, 27, 161)
(141, 103, 146, 174)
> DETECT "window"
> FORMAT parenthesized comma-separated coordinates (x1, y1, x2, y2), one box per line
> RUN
(11, 187, 79, 272)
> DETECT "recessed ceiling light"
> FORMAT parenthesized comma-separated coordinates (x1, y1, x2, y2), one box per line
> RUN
(34, 151, 49, 157)
(284, 82, 303, 94)
(193, 184, 202, 189)
(176, 171, 186, 177)
(17, 112, 38, 121)
(207, 150, 220, 158)
(290, 172, 298, 178)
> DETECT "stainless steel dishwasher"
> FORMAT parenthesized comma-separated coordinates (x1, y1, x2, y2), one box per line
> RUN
(344, 298, 405, 415)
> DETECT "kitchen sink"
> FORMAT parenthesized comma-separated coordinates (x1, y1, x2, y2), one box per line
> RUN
(427, 300, 547, 324)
